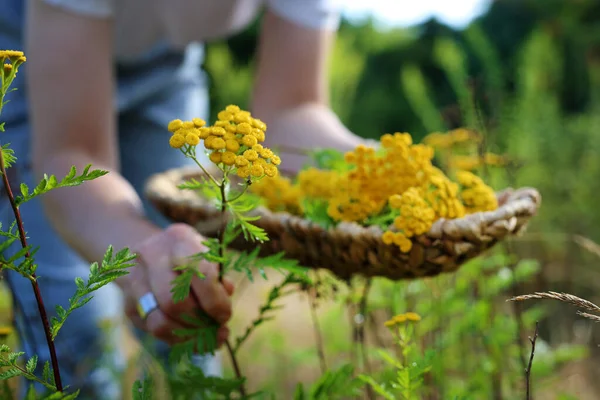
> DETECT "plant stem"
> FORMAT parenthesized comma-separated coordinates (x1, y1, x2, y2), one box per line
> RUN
(307, 283, 327, 375)
(224, 340, 245, 392)
(525, 322, 539, 400)
(0, 145, 63, 391)
(216, 179, 246, 397)
(188, 150, 220, 188)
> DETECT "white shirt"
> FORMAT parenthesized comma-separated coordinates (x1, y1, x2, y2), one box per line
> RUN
(43, 0, 343, 60)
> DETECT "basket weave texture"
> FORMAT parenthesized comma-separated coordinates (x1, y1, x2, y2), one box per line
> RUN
(145, 167, 542, 281)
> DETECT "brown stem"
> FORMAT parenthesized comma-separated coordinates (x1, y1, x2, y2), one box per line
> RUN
(224, 340, 245, 392)
(0, 146, 63, 391)
(216, 179, 246, 397)
(307, 285, 327, 375)
(525, 322, 539, 400)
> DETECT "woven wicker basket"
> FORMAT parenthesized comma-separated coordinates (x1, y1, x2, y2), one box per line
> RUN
(145, 167, 542, 281)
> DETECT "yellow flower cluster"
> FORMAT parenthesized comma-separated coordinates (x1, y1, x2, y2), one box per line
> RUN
(384, 312, 421, 327)
(327, 133, 436, 222)
(448, 153, 508, 171)
(382, 188, 436, 252)
(0, 50, 26, 62)
(167, 105, 280, 180)
(297, 167, 342, 200)
(1, 50, 26, 90)
(248, 175, 303, 215)
(425, 173, 466, 219)
(247, 129, 498, 254)
(456, 171, 498, 213)
(422, 128, 481, 149)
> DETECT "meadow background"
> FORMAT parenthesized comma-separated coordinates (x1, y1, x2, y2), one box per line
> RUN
(3, 0, 600, 398)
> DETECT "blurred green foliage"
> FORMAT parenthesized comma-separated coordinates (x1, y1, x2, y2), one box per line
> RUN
(201, 0, 600, 397)
(204, 0, 600, 278)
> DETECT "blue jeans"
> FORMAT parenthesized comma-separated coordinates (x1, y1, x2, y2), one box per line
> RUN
(0, 50, 219, 399)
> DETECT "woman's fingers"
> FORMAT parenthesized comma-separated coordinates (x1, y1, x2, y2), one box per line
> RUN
(169, 224, 233, 325)
(123, 223, 234, 348)
(121, 258, 192, 345)
(222, 277, 235, 296)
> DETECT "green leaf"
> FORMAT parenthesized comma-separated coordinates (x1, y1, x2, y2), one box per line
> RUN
(308, 364, 363, 400)
(42, 361, 53, 385)
(167, 360, 245, 398)
(307, 148, 350, 172)
(357, 375, 396, 400)
(15, 164, 109, 206)
(0, 368, 22, 380)
(50, 246, 136, 339)
(169, 312, 220, 364)
(19, 183, 29, 197)
(0, 144, 16, 168)
(25, 355, 38, 374)
(300, 198, 336, 230)
(293, 383, 306, 400)
(170, 270, 195, 304)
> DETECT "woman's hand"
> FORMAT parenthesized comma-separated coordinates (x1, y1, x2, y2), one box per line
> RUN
(251, 10, 371, 175)
(119, 223, 234, 347)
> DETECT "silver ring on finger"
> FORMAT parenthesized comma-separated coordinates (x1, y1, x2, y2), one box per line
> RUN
(136, 292, 159, 321)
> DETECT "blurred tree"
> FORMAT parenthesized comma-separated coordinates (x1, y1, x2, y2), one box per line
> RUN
(202, 0, 600, 136)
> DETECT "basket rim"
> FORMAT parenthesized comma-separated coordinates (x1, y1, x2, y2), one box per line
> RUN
(144, 166, 542, 245)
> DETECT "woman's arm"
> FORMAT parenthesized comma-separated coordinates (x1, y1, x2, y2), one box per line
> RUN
(26, 1, 162, 264)
(25, 1, 233, 340)
(251, 9, 365, 173)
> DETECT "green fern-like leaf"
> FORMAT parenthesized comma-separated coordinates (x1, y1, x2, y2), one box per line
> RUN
(50, 245, 136, 339)
(357, 375, 396, 400)
(168, 360, 246, 399)
(308, 364, 363, 400)
(169, 312, 220, 364)
(15, 164, 108, 206)
(1, 144, 16, 168)
(25, 355, 38, 374)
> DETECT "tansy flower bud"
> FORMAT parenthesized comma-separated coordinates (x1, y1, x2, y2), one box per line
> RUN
(168, 119, 184, 132)
(209, 152, 222, 164)
(236, 122, 252, 135)
(264, 164, 278, 177)
(225, 104, 241, 114)
(250, 164, 264, 177)
(185, 133, 200, 146)
(242, 135, 257, 147)
(237, 166, 251, 178)
(217, 111, 233, 121)
(193, 118, 206, 127)
(225, 139, 240, 153)
(221, 151, 236, 166)
(243, 149, 258, 162)
(251, 118, 267, 131)
(211, 137, 226, 150)
(235, 155, 249, 167)
(210, 127, 226, 137)
(169, 134, 185, 149)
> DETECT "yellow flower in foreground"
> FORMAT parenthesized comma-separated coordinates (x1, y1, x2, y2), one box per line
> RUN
(0, 50, 25, 62)
(384, 312, 421, 328)
(166, 105, 280, 181)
